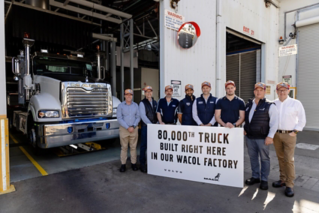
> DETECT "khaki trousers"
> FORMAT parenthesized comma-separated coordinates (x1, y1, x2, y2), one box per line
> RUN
(273, 132, 297, 188)
(119, 126, 138, 165)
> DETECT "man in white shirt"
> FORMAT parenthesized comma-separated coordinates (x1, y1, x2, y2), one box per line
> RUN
(244, 82, 278, 190)
(272, 82, 306, 197)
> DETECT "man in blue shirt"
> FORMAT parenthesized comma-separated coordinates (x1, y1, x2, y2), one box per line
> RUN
(157, 85, 179, 125)
(178, 84, 197, 125)
(139, 85, 158, 173)
(192, 81, 218, 126)
(215, 80, 245, 128)
(117, 89, 141, 172)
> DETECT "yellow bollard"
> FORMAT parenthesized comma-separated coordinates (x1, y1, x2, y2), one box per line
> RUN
(0, 117, 15, 195)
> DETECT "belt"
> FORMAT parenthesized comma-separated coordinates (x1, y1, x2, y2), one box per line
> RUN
(277, 130, 293, 134)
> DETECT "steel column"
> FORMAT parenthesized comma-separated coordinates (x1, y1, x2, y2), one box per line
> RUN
(120, 23, 124, 101)
(111, 41, 116, 97)
(130, 19, 134, 97)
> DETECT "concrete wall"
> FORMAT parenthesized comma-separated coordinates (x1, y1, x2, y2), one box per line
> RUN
(160, 0, 279, 100)
(278, 0, 319, 87)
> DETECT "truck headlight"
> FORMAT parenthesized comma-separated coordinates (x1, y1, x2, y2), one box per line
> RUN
(112, 108, 117, 118)
(38, 110, 60, 118)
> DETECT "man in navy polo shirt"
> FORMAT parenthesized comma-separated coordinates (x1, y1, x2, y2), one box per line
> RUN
(192, 81, 218, 126)
(157, 85, 179, 125)
(178, 84, 197, 125)
(215, 80, 245, 128)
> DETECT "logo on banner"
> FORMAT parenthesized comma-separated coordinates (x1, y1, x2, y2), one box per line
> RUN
(204, 173, 221, 181)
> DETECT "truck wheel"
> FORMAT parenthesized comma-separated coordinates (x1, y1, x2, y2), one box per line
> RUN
(27, 116, 41, 155)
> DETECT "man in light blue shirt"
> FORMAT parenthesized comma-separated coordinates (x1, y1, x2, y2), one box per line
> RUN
(117, 89, 141, 172)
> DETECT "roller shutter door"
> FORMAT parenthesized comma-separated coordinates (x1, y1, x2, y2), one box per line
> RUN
(226, 50, 260, 103)
(297, 23, 319, 130)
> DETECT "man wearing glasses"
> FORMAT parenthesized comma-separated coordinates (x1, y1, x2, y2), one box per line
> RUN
(139, 86, 158, 173)
(244, 82, 278, 190)
(272, 82, 306, 197)
(117, 89, 141, 173)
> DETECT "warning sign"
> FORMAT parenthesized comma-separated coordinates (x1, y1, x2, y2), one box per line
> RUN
(279, 44, 298, 57)
(165, 10, 185, 31)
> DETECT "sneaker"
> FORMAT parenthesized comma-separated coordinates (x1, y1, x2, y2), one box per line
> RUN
(272, 180, 286, 188)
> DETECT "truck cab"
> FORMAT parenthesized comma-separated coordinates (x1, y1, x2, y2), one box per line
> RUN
(10, 36, 120, 150)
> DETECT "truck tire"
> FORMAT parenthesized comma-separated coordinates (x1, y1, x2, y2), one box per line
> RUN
(27, 114, 42, 155)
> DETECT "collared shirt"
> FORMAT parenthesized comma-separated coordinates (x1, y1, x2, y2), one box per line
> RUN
(192, 97, 218, 125)
(117, 101, 141, 129)
(274, 96, 306, 131)
(157, 97, 179, 124)
(216, 95, 245, 124)
(139, 100, 153, 125)
(249, 99, 279, 138)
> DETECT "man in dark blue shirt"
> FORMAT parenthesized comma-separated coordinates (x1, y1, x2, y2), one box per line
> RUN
(157, 85, 179, 125)
(177, 84, 196, 125)
(215, 80, 245, 128)
(192, 81, 218, 126)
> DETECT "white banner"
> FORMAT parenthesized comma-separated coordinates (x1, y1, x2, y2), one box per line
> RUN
(147, 124, 244, 188)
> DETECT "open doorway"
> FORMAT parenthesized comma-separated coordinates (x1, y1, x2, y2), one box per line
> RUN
(226, 30, 262, 102)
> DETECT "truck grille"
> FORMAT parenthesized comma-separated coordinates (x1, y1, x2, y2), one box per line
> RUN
(66, 87, 108, 117)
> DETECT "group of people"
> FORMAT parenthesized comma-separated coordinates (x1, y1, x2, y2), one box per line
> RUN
(116, 80, 306, 198)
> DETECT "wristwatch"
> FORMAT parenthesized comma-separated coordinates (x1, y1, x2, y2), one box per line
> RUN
(293, 130, 299, 134)
(233, 123, 237, 127)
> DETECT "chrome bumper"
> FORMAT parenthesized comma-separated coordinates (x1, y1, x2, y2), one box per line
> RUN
(37, 119, 119, 149)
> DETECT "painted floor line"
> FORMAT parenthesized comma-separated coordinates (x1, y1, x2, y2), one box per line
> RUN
(10, 135, 48, 176)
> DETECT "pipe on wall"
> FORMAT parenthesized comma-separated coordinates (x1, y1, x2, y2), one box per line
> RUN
(215, 0, 222, 97)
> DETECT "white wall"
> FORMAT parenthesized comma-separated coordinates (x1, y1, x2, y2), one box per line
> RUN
(220, 0, 279, 100)
(0, 2, 7, 116)
(160, 0, 279, 100)
(160, 0, 217, 99)
(278, 0, 319, 87)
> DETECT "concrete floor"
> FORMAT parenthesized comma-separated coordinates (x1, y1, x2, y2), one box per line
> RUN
(1, 130, 319, 212)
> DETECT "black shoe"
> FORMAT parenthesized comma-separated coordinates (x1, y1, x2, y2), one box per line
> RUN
(131, 164, 138, 171)
(272, 180, 286, 188)
(259, 181, 268, 190)
(285, 187, 294, 197)
(140, 165, 147, 173)
(245, 177, 260, 185)
(120, 164, 126, 172)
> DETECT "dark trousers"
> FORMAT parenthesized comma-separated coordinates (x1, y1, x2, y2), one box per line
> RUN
(139, 125, 147, 166)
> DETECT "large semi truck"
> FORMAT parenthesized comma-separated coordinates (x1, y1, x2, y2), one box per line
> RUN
(8, 35, 120, 152)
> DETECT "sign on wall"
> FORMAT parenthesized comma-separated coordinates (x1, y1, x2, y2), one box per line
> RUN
(147, 124, 244, 188)
(165, 9, 185, 31)
(279, 44, 298, 57)
(171, 80, 182, 97)
(282, 75, 292, 85)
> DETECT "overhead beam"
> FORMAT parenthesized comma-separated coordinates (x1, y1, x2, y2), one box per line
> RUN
(66, 0, 132, 19)
(92, 33, 117, 42)
(50, 0, 123, 24)
(12, 1, 101, 26)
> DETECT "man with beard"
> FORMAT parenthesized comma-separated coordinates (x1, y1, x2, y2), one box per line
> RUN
(157, 85, 179, 125)
(177, 84, 197, 125)
(244, 82, 278, 190)
(192, 81, 218, 126)
(215, 80, 245, 128)
(139, 86, 158, 173)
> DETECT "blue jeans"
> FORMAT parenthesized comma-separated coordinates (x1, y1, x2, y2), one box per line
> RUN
(245, 136, 270, 181)
(139, 125, 147, 166)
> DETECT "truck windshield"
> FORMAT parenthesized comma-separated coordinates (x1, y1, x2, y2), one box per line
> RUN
(33, 57, 95, 77)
